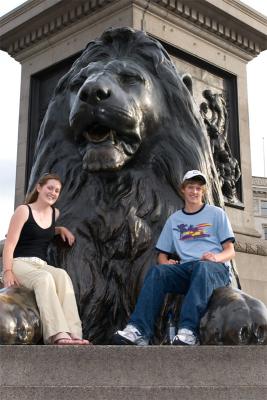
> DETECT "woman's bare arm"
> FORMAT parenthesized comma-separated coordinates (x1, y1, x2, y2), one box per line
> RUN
(3, 205, 29, 287)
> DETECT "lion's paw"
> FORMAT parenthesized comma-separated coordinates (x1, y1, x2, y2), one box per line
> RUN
(200, 287, 267, 345)
(0, 286, 42, 344)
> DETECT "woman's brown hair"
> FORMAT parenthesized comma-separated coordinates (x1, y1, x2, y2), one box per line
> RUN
(25, 173, 62, 204)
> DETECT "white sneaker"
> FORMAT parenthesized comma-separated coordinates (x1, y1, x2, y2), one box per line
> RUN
(113, 324, 149, 346)
(173, 328, 199, 345)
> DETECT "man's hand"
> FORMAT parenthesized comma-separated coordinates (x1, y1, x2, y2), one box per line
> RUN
(201, 242, 235, 263)
(165, 259, 179, 264)
(201, 252, 217, 262)
(158, 252, 178, 265)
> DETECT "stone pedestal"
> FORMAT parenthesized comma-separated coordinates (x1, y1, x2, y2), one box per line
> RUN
(1, 345, 267, 400)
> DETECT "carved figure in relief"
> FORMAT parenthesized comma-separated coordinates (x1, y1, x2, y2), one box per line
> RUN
(200, 89, 241, 204)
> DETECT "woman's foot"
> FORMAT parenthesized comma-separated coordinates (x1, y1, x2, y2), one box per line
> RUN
(70, 334, 91, 345)
(52, 332, 91, 345)
(54, 337, 91, 345)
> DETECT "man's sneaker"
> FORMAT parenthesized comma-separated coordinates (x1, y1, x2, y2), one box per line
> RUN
(112, 324, 149, 346)
(172, 328, 199, 346)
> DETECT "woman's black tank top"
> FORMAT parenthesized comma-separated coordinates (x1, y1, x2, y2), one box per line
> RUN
(13, 205, 56, 262)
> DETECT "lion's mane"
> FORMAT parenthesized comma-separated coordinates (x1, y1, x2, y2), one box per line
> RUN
(29, 27, 223, 343)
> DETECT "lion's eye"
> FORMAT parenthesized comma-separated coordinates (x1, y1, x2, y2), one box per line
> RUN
(119, 74, 143, 86)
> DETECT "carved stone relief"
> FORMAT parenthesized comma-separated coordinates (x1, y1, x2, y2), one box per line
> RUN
(200, 90, 242, 205)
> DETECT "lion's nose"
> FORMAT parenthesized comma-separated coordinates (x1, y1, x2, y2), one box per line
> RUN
(79, 82, 111, 104)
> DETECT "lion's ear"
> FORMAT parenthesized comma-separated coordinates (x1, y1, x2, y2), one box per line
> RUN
(182, 74, 193, 96)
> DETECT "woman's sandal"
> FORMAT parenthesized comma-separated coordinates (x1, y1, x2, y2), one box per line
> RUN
(72, 338, 91, 345)
(54, 338, 91, 345)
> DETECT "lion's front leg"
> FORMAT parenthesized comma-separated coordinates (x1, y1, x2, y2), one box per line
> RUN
(0, 286, 42, 344)
(200, 287, 267, 345)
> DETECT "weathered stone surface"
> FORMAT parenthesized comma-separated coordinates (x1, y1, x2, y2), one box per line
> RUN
(1, 346, 267, 400)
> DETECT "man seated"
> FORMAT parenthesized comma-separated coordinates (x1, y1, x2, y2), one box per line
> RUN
(113, 170, 235, 345)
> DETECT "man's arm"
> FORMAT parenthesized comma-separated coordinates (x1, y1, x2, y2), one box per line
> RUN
(201, 241, 235, 263)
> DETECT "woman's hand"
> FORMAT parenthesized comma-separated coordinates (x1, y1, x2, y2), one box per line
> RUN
(3, 270, 20, 288)
(56, 226, 75, 246)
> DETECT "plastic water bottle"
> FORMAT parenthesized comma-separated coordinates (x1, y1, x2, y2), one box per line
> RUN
(166, 311, 176, 344)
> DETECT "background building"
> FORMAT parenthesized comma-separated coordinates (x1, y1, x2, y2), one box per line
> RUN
(253, 176, 267, 240)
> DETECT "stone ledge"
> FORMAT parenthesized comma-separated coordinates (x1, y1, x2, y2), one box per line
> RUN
(1, 346, 267, 400)
(1, 346, 267, 387)
(1, 0, 267, 60)
(1, 385, 267, 400)
(152, 0, 262, 55)
(234, 233, 267, 256)
(0, 0, 116, 57)
(235, 241, 267, 256)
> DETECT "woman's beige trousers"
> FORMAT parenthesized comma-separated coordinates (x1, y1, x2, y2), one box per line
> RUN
(12, 257, 82, 344)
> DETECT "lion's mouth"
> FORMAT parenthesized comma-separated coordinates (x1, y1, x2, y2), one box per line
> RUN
(81, 124, 140, 156)
(83, 126, 115, 144)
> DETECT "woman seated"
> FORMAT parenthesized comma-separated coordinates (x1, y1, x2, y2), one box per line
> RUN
(3, 173, 90, 345)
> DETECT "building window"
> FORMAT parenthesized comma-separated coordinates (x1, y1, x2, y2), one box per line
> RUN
(253, 199, 259, 214)
(264, 226, 267, 240)
(261, 201, 267, 217)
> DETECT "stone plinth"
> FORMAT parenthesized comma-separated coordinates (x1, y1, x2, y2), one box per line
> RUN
(1, 345, 267, 400)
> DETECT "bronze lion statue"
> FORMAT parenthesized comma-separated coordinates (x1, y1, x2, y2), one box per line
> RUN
(0, 285, 42, 344)
(19, 27, 265, 344)
(200, 287, 267, 345)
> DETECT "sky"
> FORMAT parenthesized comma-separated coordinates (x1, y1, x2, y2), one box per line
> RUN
(0, 0, 267, 240)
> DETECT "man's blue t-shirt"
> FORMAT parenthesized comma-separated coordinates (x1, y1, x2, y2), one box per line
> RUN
(156, 204, 235, 266)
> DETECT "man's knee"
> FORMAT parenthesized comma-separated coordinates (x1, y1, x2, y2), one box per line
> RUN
(193, 261, 213, 276)
(193, 261, 228, 282)
(145, 264, 177, 286)
(147, 264, 172, 277)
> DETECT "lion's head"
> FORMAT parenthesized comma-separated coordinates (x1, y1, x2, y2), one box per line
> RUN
(29, 27, 223, 343)
(30, 27, 222, 203)
(68, 52, 167, 172)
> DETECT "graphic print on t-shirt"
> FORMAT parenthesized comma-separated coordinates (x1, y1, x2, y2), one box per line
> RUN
(176, 223, 212, 240)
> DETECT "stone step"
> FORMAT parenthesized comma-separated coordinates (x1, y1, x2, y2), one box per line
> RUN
(2, 386, 267, 400)
(1, 346, 267, 400)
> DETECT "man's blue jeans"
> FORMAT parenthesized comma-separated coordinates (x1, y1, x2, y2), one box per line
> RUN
(129, 260, 230, 339)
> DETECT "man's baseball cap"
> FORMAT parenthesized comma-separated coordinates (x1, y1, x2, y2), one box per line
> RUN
(182, 170, 207, 184)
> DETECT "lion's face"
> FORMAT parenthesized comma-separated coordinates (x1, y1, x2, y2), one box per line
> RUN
(68, 59, 164, 172)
